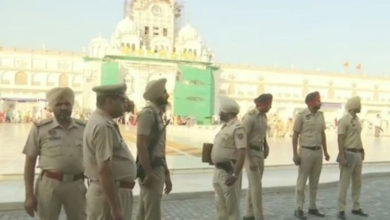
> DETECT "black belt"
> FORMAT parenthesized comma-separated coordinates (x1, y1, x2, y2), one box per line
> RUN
(302, 146, 321, 151)
(249, 145, 262, 151)
(89, 179, 135, 189)
(136, 157, 167, 180)
(346, 148, 364, 153)
(151, 157, 166, 167)
(215, 160, 236, 173)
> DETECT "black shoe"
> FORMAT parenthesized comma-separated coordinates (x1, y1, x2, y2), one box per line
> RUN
(337, 211, 346, 220)
(243, 217, 255, 220)
(308, 209, 325, 217)
(352, 209, 368, 217)
(294, 209, 307, 220)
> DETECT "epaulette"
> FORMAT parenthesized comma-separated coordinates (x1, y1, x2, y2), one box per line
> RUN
(74, 119, 87, 126)
(33, 118, 53, 127)
(234, 122, 244, 128)
(137, 106, 156, 118)
(248, 109, 257, 116)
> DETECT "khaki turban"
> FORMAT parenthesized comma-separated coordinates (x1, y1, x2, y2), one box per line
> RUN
(219, 96, 240, 114)
(143, 78, 167, 101)
(46, 87, 74, 109)
(345, 96, 361, 110)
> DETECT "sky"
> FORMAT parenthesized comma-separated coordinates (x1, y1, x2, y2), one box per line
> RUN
(1, 0, 390, 75)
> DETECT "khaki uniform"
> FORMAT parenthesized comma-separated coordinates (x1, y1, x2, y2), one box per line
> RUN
(211, 118, 247, 220)
(136, 102, 167, 220)
(83, 109, 137, 220)
(242, 108, 267, 220)
(293, 108, 325, 210)
(337, 113, 363, 211)
(23, 118, 86, 220)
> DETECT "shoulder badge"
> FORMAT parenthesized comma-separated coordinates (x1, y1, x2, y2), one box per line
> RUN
(74, 119, 86, 126)
(33, 118, 53, 127)
(248, 109, 257, 116)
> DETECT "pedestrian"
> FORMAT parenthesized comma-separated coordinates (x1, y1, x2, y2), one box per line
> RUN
(242, 93, 273, 220)
(136, 78, 172, 220)
(83, 83, 137, 220)
(374, 113, 383, 137)
(23, 87, 86, 220)
(211, 96, 247, 220)
(337, 96, 368, 219)
(292, 91, 330, 219)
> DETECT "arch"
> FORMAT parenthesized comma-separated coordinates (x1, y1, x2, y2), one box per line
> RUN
(327, 81, 335, 99)
(59, 73, 68, 87)
(124, 74, 134, 93)
(15, 71, 28, 85)
(228, 82, 236, 95)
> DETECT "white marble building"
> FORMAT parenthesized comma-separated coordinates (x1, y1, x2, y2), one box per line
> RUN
(88, 0, 213, 62)
(0, 47, 85, 116)
(0, 0, 389, 125)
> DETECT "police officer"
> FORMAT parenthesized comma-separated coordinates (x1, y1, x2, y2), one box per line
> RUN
(292, 91, 330, 219)
(83, 83, 137, 220)
(337, 96, 368, 219)
(212, 96, 247, 220)
(23, 87, 86, 220)
(136, 78, 172, 220)
(242, 94, 273, 220)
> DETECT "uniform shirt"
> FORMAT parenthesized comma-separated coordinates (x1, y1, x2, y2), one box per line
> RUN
(293, 108, 325, 147)
(83, 109, 136, 181)
(137, 102, 166, 158)
(242, 108, 267, 158)
(211, 118, 247, 163)
(22, 118, 85, 174)
(337, 112, 363, 149)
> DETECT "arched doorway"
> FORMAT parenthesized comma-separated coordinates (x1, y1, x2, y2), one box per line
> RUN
(15, 71, 28, 85)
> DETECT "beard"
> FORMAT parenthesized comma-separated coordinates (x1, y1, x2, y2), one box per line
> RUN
(313, 105, 321, 111)
(155, 96, 169, 106)
(219, 114, 228, 122)
(55, 110, 72, 123)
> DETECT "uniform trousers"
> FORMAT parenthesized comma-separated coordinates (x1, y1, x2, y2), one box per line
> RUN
(295, 148, 323, 210)
(338, 151, 363, 211)
(245, 155, 264, 220)
(36, 174, 86, 220)
(213, 168, 242, 220)
(136, 166, 166, 220)
(86, 182, 133, 220)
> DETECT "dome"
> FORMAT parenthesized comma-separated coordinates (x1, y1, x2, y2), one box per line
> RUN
(90, 36, 108, 45)
(178, 24, 199, 41)
(115, 17, 137, 36)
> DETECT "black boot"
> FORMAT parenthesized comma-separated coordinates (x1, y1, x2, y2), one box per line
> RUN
(308, 209, 325, 217)
(351, 209, 368, 217)
(294, 209, 307, 220)
(337, 211, 346, 220)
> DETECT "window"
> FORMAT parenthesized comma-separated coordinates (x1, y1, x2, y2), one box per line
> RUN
(145, 26, 149, 35)
(153, 27, 159, 36)
(163, 28, 168, 37)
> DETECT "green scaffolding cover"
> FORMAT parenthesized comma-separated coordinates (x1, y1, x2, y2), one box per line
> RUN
(101, 62, 121, 85)
(174, 65, 215, 125)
